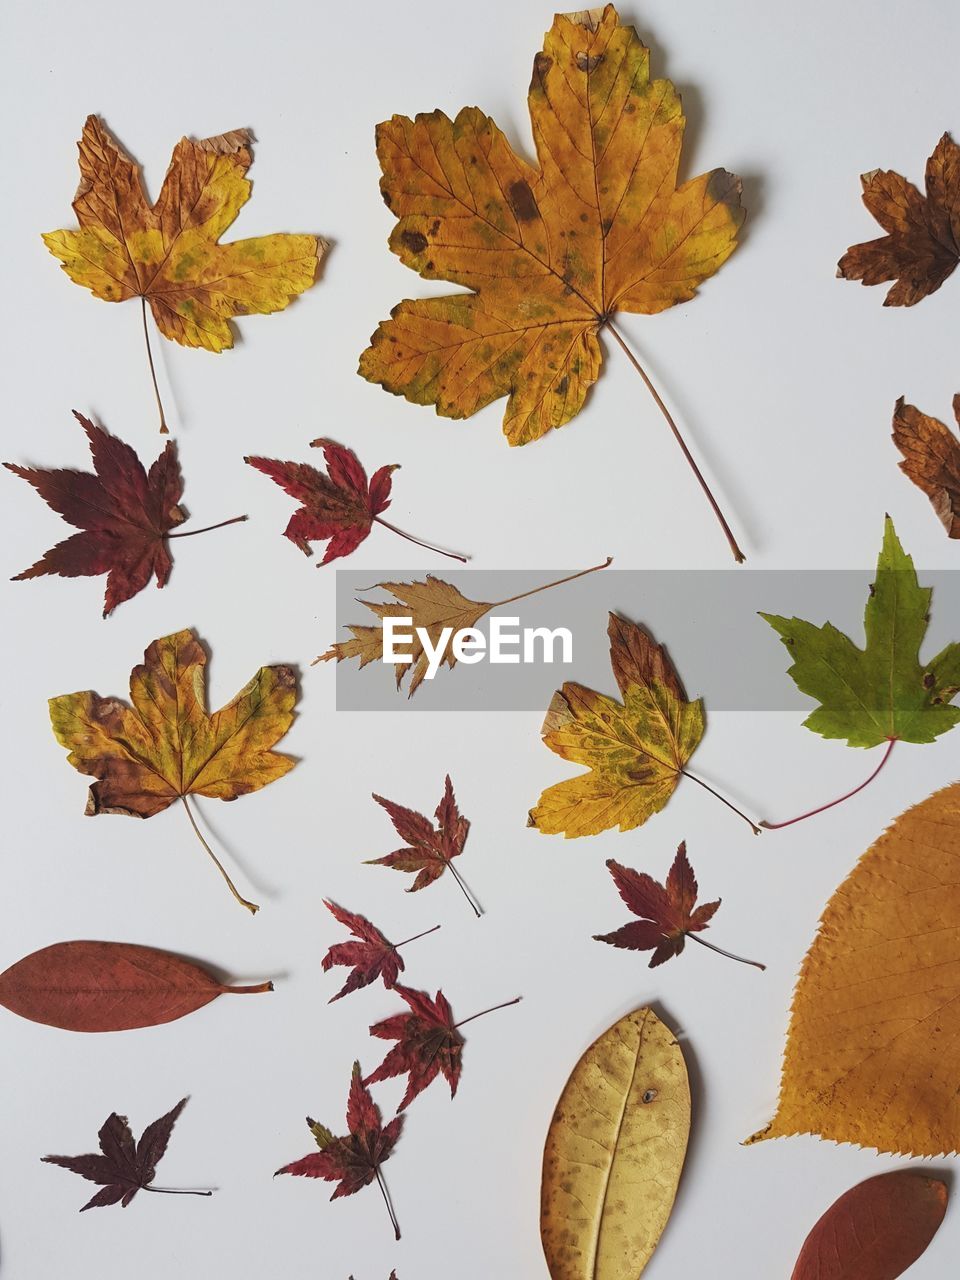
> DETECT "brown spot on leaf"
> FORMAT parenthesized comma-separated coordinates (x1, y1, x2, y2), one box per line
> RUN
(508, 179, 539, 223)
(576, 52, 605, 73)
(400, 230, 428, 255)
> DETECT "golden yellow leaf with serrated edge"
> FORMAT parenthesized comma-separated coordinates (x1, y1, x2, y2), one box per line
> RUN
(360, 5, 743, 446)
(748, 781, 960, 1156)
(529, 613, 704, 837)
(541, 1007, 689, 1280)
(44, 116, 323, 352)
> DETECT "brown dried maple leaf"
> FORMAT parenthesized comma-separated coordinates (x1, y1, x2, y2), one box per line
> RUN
(321, 900, 439, 1002)
(5, 411, 243, 615)
(838, 133, 960, 305)
(595, 842, 764, 970)
(893, 395, 960, 538)
(275, 1062, 404, 1239)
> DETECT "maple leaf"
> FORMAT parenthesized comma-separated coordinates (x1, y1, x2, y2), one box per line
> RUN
(837, 133, 960, 306)
(42, 1098, 209, 1211)
(368, 776, 480, 915)
(48, 629, 297, 912)
(747, 781, 960, 1156)
(275, 1062, 404, 1240)
(530, 613, 706, 837)
(366, 986, 520, 1111)
(5, 411, 244, 615)
(594, 842, 763, 970)
(359, 5, 747, 559)
(245, 438, 464, 566)
(762, 518, 960, 750)
(44, 116, 322, 352)
(893, 394, 960, 538)
(316, 559, 611, 696)
(541, 1008, 689, 1280)
(321, 900, 439, 1003)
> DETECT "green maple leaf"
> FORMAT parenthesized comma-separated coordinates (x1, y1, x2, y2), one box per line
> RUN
(762, 517, 960, 748)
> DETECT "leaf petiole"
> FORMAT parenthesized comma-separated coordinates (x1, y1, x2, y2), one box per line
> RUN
(493, 557, 613, 609)
(761, 738, 897, 830)
(180, 796, 259, 914)
(142, 1185, 213, 1197)
(140, 296, 169, 434)
(372, 515, 468, 563)
(167, 515, 248, 539)
(393, 924, 441, 950)
(454, 996, 522, 1029)
(605, 321, 746, 563)
(680, 770, 762, 835)
(687, 933, 765, 971)
(375, 1166, 402, 1241)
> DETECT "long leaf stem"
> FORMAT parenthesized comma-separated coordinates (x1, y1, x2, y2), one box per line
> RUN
(760, 738, 897, 830)
(375, 1166, 401, 1241)
(687, 933, 766, 971)
(680, 770, 762, 835)
(606, 321, 745, 563)
(493, 557, 613, 609)
(167, 516, 248, 539)
(454, 996, 522, 1029)
(141, 297, 169, 435)
(373, 516, 468, 562)
(180, 797, 259, 914)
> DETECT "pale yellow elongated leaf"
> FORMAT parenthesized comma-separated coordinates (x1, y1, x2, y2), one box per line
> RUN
(541, 1007, 690, 1279)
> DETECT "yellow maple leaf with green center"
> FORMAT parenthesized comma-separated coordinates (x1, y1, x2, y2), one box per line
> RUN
(49, 629, 297, 912)
(44, 116, 323, 354)
(360, 5, 743, 449)
(530, 613, 705, 838)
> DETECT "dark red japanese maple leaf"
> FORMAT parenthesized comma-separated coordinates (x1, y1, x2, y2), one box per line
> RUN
(275, 1062, 404, 1239)
(594, 842, 765, 970)
(366, 986, 520, 1111)
(42, 1097, 210, 1211)
(322, 899, 440, 1002)
(369, 776, 481, 916)
(245, 438, 465, 565)
(6, 411, 244, 615)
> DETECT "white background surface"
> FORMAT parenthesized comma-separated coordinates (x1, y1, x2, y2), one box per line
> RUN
(1, 1, 958, 1276)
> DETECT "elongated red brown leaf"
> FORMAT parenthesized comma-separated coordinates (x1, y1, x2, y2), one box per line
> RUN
(0, 941, 272, 1032)
(793, 1171, 947, 1280)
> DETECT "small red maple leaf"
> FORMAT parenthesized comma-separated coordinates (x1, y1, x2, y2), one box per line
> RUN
(594, 842, 765, 970)
(321, 899, 440, 1003)
(42, 1098, 210, 1210)
(366, 986, 521, 1111)
(6, 411, 243, 616)
(275, 1062, 404, 1240)
(369, 776, 481, 916)
(246, 438, 465, 565)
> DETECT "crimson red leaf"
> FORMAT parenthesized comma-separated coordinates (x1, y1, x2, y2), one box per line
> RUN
(275, 1062, 404, 1239)
(321, 902, 439, 1003)
(792, 1171, 947, 1279)
(0, 940, 272, 1032)
(246, 439, 397, 565)
(368, 776, 480, 914)
(43, 1098, 209, 1211)
(366, 986, 464, 1111)
(4, 412, 235, 615)
(594, 842, 763, 970)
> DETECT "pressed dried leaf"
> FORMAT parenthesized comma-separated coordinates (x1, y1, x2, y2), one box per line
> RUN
(541, 1007, 689, 1279)
(837, 134, 960, 306)
(529, 613, 704, 837)
(44, 116, 323, 351)
(893, 395, 960, 538)
(792, 1171, 947, 1280)
(360, 5, 742, 445)
(0, 941, 271, 1032)
(748, 781, 960, 1155)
